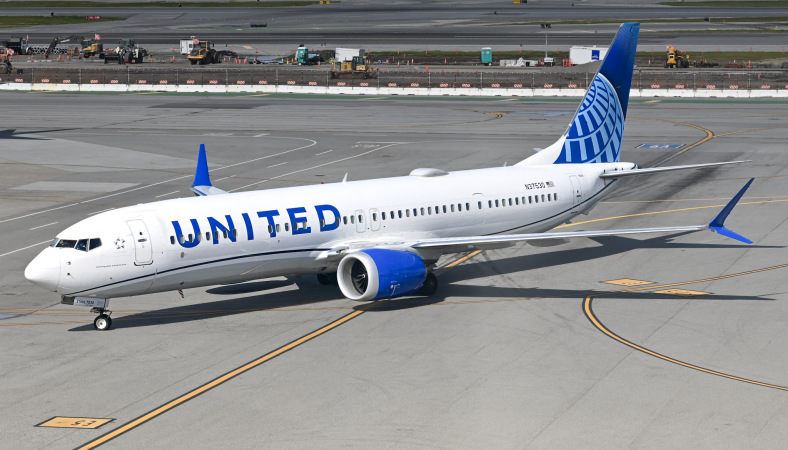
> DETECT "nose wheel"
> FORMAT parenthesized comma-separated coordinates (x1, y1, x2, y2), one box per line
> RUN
(91, 307, 113, 331)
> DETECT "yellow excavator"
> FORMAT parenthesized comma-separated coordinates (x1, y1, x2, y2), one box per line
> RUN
(330, 55, 374, 78)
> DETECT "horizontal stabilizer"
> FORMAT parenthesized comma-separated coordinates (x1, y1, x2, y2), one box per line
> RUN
(600, 160, 749, 178)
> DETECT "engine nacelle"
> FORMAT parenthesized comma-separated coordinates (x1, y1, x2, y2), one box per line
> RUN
(337, 249, 427, 301)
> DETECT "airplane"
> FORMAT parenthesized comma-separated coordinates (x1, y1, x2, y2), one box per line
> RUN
(25, 23, 754, 331)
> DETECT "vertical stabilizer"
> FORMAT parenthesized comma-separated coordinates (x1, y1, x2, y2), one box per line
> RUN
(517, 23, 640, 166)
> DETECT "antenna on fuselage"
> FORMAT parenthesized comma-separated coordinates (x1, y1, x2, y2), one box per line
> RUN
(342, 173, 348, 183)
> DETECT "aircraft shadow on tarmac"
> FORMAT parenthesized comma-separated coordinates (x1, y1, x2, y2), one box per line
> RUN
(0, 128, 73, 140)
(68, 233, 778, 330)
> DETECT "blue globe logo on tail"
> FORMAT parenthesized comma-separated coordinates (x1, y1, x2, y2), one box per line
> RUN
(555, 74, 624, 164)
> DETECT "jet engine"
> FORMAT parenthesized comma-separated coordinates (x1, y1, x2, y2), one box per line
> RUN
(337, 249, 428, 301)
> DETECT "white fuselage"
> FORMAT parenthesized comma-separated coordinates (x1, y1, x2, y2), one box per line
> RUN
(25, 162, 631, 300)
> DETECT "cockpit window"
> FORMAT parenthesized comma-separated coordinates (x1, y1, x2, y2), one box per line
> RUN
(75, 239, 88, 252)
(89, 238, 102, 250)
(56, 239, 77, 249)
(50, 238, 59, 247)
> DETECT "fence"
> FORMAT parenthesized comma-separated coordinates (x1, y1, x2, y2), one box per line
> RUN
(2, 67, 787, 94)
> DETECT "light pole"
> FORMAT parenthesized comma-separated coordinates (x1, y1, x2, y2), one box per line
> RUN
(541, 23, 551, 59)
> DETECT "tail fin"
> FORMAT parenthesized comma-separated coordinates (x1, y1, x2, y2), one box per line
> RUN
(517, 22, 640, 166)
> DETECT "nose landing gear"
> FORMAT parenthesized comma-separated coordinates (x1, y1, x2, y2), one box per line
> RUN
(91, 307, 113, 331)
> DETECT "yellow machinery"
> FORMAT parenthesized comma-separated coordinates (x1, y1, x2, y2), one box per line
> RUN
(81, 39, 103, 58)
(330, 55, 374, 78)
(665, 45, 690, 68)
(188, 40, 218, 65)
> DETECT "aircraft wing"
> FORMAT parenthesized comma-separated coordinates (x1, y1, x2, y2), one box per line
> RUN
(600, 160, 749, 178)
(411, 178, 754, 251)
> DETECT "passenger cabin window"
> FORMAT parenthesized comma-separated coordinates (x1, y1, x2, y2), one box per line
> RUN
(268, 225, 274, 234)
(442, 205, 447, 213)
(188, 233, 193, 242)
(233, 229, 238, 238)
(343, 216, 348, 225)
(478, 201, 482, 209)
(555, 193, 558, 201)
(276, 224, 281, 233)
(285, 223, 290, 232)
(451, 204, 455, 212)
(179, 235, 185, 244)
(170, 236, 175, 245)
(358, 215, 363, 223)
(381, 212, 386, 220)
(398, 210, 403, 218)
(223, 230, 228, 239)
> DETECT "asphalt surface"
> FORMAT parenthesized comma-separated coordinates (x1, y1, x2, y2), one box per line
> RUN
(0, 92, 786, 449)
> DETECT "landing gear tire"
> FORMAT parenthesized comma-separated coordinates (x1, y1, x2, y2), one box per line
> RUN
(94, 314, 112, 331)
(417, 272, 438, 296)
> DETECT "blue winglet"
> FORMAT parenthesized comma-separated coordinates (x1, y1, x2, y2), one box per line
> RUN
(192, 144, 212, 188)
(708, 178, 754, 244)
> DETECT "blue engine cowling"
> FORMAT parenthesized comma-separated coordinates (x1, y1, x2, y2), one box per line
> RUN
(337, 249, 427, 301)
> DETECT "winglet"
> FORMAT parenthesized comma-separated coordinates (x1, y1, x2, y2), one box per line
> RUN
(193, 144, 212, 188)
(190, 144, 228, 196)
(707, 178, 754, 244)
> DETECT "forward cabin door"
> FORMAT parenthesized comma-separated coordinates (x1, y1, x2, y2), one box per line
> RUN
(127, 219, 153, 265)
(355, 209, 366, 233)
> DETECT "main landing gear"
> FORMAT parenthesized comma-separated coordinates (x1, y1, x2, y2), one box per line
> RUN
(91, 306, 112, 331)
(417, 272, 438, 296)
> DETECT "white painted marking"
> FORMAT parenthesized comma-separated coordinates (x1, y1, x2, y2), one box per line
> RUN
(214, 176, 234, 182)
(230, 143, 403, 192)
(29, 222, 58, 231)
(253, 133, 269, 137)
(0, 240, 50, 259)
(267, 162, 288, 168)
(155, 191, 179, 198)
(0, 137, 317, 226)
(87, 208, 114, 216)
(315, 150, 333, 156)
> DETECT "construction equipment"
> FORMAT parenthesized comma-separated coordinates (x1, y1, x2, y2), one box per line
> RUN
(103, 39, 147, 64)
(81, 38, 103, 58)
(295, 45, 323, 65)
(187, 40, 219, 65)
(43, 35, 85, 59)
(0, 37, 30, 55)
(0, 47, 14, 74)
(330, 55, 374, 78)
(665, 45, 690, 68)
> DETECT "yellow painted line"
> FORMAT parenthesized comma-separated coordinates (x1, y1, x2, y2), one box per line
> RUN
(359, 96, 388, 101)
(38, 417, 113, 429)
(242, 93, 269, 97)
(604, 278, 654, 287)
(602, 195, 788, 204)
(644, 99, 661, 103)
(653, 288, 709, 297)
(584, 296, 788, 391)
(441, 250, 482, 269)
(498, 98, 519, 102)
(555, 199, 788, 229)
(243, 45, 253, 50)
(77, 301, 381, 450)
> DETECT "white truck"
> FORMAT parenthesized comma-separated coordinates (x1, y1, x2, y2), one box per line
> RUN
(180, 37, 198, 55)
(335, 47, 365, 62)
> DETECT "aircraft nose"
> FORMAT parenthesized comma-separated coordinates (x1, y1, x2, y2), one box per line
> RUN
(25, 251, 60, 292)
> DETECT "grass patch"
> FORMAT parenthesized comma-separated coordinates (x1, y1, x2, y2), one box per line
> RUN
(0, 1, 321, 7)
(661, 1, 788, 6)
(0, 15, 123, 27)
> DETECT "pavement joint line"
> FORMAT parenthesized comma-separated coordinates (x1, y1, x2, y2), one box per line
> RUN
(555, 199, 788, 229)
(584, 295, 788, 391)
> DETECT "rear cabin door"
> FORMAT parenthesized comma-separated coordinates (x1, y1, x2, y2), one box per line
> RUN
(569, 175, 583, 211)
(127, 219, 153, 265)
